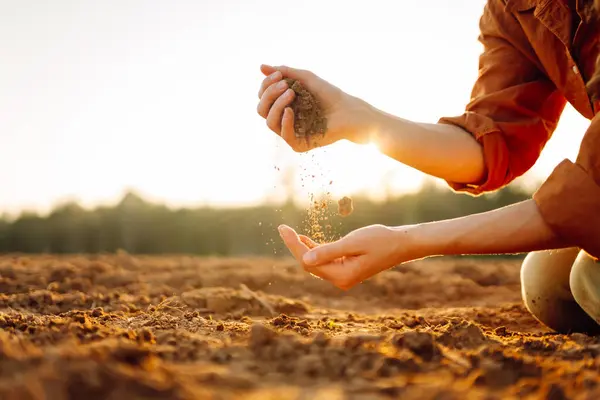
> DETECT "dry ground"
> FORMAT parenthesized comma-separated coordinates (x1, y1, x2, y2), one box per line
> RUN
(0, 253, 598, 399)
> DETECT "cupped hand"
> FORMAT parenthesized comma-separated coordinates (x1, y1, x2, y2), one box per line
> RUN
(277, 224, 421, 290)
(257, 64, 369, 152)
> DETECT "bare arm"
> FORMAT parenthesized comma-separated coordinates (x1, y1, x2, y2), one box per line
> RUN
(405, 199, 565, 257)
(257, 65, 487, 186)
(259, 0, 564, 193)
(353, 105, 486, 185)
(278, 199, 567, 290)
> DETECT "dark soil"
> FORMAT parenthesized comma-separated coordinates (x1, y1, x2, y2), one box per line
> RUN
(285, 78, 327, 138)
(0, 254, 599, 399)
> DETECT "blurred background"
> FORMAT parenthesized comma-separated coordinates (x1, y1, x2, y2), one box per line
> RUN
(0, 0, 591, 255)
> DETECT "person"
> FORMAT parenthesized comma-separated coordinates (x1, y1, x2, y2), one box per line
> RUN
(256, 0, 600, 334)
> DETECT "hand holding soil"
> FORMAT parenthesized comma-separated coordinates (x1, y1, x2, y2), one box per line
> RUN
(257, 64, 370, 152)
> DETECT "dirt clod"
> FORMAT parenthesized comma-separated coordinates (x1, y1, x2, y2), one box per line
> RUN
(394, 331, 441, 361)
(250, 323, 277, 348)
(438, 320, 490, 349)
(337, 196, 353, 217)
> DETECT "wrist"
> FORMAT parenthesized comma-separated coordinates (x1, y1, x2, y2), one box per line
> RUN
(346, 101, 413, 149)
(344, 96, 378, 145)
(390, 223, 440, 262)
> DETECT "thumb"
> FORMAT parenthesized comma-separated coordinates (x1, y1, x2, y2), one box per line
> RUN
(302, 238, 352, 266)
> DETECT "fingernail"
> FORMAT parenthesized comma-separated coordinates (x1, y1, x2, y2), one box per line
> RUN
(303, 252, 316, 265)
(277, 225, 286, 237)
(270, 71, 281, 80)
(277, 80, 288, 90)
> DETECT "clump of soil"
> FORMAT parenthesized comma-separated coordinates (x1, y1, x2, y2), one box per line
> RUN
(284, 78, 327, 138)
(437, 320, 492, 349)
(393, 331, 441, 362)
(337, 196, 353, 217)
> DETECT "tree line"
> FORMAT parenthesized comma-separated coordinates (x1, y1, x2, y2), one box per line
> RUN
(0, 184, 532, 256)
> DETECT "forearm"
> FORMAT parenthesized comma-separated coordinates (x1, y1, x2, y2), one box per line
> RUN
(352, 105, 486, 184)
(404, 199, 567, 256)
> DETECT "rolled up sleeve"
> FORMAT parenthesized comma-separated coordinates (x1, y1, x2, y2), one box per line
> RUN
(533, 116, 600, 259)
(439, 0, 566, 195)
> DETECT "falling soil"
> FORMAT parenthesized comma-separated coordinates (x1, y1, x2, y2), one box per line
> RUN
(1, 253, 600, 399)
(306, 197, 330, 244)
(285, 78, 327, 138)
(298, 155, 337, 245)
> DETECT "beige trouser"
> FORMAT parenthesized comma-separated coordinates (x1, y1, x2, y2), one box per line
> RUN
(521, 248, 600, 334)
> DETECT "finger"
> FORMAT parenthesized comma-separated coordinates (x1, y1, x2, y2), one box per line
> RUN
(304, 265, 333, 281)
(262, 64, 313, 84)
(303, 259, 343, 281)
(281, 110, 312, 153)
(257, 79, 289, 118)
(297, 235, 337, 281)
(273, 65, 312, 82)
(307, 256, 362, 290)
(260, 64, 277, 76)
(298, 235, 319, 249)
(278, 225, 310, 261)
(302, 237, 359, 266)
(258, 70, 282, 99)
(298, 236, 347, 282)
(266, 89, 295, 134)
(280, 107, 296, 141)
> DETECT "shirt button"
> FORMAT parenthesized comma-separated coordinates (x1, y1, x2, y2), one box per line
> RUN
(572, 65, 579, 74)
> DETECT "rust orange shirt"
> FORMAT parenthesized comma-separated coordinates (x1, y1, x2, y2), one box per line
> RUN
(439, 0, 600, 257)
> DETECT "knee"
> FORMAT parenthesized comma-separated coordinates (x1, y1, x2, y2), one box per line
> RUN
(570, 251, 600, 324)
(521, 249, 598, 333)
(520, 249, 577, 308)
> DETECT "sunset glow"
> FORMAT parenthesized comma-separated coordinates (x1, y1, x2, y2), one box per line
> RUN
(0, 0, 590, 215)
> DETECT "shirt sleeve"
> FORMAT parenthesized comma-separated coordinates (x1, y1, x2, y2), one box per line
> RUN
(438, 0, 567, 195)
(533, 115, 600, 259)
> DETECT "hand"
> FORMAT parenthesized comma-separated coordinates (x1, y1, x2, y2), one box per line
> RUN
(278, 224, 422, 290)
(257, 64, 370, 152)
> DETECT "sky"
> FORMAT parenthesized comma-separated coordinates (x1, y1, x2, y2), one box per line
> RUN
(0, 0, 592, 216)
